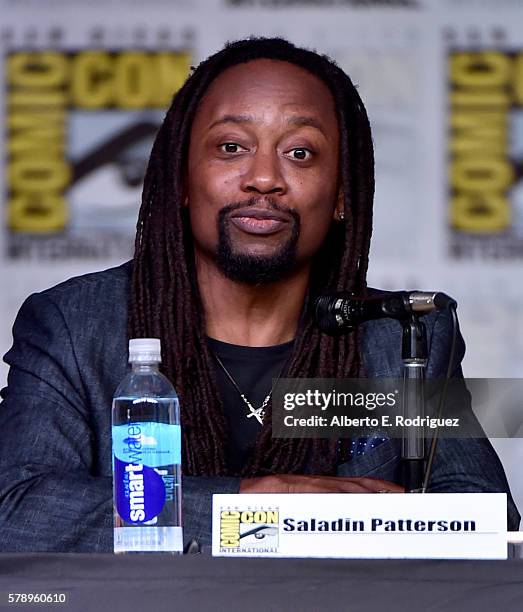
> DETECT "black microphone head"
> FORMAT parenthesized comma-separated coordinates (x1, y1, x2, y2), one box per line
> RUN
(314, 294, 354, 335)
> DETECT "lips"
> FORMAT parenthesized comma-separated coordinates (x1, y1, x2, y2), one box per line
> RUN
(229, 207, 291, 236)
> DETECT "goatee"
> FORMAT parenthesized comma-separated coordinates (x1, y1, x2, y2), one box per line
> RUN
(216, 198, 301, 285)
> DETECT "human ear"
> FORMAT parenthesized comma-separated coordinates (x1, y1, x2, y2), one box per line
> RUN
(333, 190, 345, 222)
(181, 183, 189, 207)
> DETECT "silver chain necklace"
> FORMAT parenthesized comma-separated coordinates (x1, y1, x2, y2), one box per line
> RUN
(212, 352, 285, 425)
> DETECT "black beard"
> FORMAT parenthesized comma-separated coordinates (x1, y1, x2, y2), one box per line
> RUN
(216, 199, 301, 285)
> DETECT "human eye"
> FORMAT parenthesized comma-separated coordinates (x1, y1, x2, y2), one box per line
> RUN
(219, 142, 245, 154)
(287, 147, 313, 161)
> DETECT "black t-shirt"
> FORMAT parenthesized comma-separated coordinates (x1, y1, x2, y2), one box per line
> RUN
(207, 337, 294, 473)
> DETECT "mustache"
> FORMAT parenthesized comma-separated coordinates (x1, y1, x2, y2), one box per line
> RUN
(218, 197, 300, 222)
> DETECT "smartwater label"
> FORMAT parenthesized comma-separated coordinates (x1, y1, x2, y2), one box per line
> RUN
(112, 422, 181, 467)
(112, 421, 181, 524)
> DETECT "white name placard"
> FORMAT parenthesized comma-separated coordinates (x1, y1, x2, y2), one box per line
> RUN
(212, 493, 507, 559)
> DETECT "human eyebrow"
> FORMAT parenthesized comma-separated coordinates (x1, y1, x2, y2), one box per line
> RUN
(207, 114, 325, 132)
(285, 115, 325, 132)
(208, 114, 256, 129)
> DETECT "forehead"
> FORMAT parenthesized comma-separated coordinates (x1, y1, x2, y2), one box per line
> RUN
(192, 58, 338, 130)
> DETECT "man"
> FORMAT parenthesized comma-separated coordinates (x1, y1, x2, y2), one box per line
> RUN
(0, 38, 519, 552)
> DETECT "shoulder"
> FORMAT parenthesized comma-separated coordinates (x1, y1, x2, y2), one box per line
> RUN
(13, 261, 133, 354)
(34, 260, 132, 308)
(19, 260, 133, 328)
(8, 261, 133, 399)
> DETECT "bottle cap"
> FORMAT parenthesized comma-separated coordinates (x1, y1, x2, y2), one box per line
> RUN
(128, 338, 161, 363)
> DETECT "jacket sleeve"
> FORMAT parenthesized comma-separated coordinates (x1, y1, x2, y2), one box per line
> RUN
(0, 292, 238, 552)
(425, 310, 521, 531)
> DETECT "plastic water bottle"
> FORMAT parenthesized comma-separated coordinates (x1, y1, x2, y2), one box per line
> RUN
(112, 338, 182, 554)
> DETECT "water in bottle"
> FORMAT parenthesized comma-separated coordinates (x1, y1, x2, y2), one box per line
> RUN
(112, 338, 182, 553)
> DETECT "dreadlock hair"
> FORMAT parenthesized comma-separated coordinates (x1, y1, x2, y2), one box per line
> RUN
(129, 37, 375, 477)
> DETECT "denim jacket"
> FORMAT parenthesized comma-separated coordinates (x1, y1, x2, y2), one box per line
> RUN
(0, 261, 519, 551)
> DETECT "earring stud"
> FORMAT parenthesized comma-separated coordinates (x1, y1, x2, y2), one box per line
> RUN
(337, 209, 345, 221)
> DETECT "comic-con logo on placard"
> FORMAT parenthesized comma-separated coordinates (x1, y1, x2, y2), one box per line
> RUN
(219, 507, 279, 554)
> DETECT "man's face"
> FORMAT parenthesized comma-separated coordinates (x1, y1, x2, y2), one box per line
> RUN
(186, 58, 341, 284)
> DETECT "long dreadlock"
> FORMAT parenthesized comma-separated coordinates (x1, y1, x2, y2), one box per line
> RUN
(129, 37, 375, 477)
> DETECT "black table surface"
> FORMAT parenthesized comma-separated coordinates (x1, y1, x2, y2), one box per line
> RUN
(0, 554, 522, 612)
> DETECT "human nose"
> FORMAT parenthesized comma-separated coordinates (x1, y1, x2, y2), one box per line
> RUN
(240, 148, 286, 195)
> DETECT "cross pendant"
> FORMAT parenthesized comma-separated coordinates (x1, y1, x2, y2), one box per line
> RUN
(246, 407, 264, 425)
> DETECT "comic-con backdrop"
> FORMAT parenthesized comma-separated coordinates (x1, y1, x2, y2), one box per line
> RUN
(1, 0, 522, 508)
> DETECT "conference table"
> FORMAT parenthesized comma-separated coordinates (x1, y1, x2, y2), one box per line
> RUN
(1, 553, 522, 612)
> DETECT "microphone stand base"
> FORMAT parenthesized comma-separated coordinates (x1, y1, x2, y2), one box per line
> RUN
(402, 459, 425, 493)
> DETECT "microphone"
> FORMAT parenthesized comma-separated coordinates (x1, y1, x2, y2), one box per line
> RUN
(314, 291, 456, 334)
